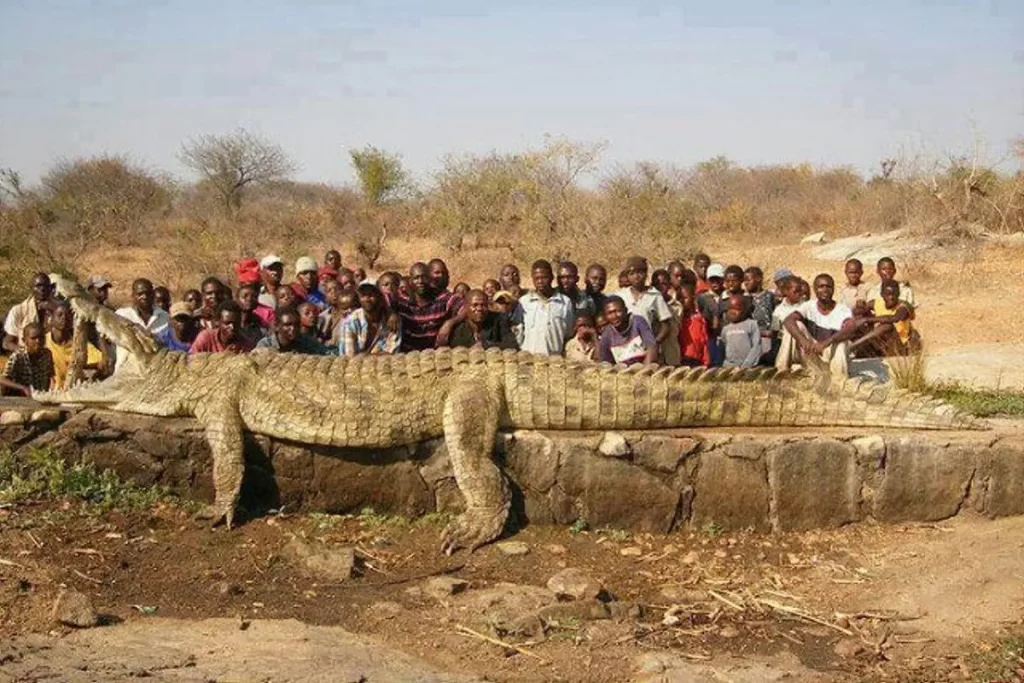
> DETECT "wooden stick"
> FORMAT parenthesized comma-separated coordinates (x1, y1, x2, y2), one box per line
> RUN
(455, 624, 550, 664)
(757, 598, 854, 636)
(707, 590, 744, 611)
(0, 558, 27, 569)
(25, 532, 42, 549)
(73, 569, 103, 585)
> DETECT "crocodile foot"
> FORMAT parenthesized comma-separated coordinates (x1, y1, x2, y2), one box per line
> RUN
(441, 507, 507, 555)
(193, 503, 235, 529)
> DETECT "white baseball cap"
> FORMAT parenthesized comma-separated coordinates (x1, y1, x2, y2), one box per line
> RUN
(260, 254, 283, 269)
(295, 256, 318, 274)
(706, 264, 726, 279)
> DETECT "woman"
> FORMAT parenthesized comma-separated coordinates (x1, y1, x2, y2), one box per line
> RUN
(340, 284, 401, 356)
(598, 295, 658, 366)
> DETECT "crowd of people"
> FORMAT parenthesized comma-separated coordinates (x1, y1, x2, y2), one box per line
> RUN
(0, 248, 920, 396)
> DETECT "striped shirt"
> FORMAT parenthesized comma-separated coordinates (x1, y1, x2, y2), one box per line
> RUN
(394, 292, 462, 352)
(2, 348, 54, 392)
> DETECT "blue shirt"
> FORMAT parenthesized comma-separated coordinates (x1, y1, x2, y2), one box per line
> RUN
(155, 327, 191, 353)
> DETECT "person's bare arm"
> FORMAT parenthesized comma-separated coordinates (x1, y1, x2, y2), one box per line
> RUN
(858, 301, 911, 326)
(2, 334, 19, 354)
(0, 377, 29, 396)
(435, 319, 457, 348)
(782, 312, 816, 353)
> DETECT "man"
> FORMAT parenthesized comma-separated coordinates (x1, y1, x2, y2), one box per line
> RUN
(394, 262, 462, 352)
(557, 261, 596, 320)
(235, 283, 269, 345)
(3, 272, 54, 353)
(255, 307, 328, 354)
(499, 264, 526, 302)
(324, 249, 343, 271)
(46, 301, 104, 388)
(114, 278, 169, 370)
(693, 253, 712, 294)
(292, 256, 326, 310)
(440, 290, 518, 350)
(778, 274, 857, 377)
(584, 264, 608, 317)
(85, 275, 114, 309)
(197, 277, 227, 330)
(190, 301, 256, 354)
(0, 322, 53, 396)
(428, 258, 451, 294)
(258, 254, 284, 309)
(156, 303, 198, 352)
(613, 256, 673, 354)
(510, 260, 574, 356)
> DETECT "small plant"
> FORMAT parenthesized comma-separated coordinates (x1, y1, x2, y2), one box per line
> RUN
(703, 521, 723, 538)
(598, 527, 632, 543)
(967, 634, 1024, 682)
(307, 512, 341, 531)
(0, 447, 174, 511)
(569, 517, 589, 535)
(357, 506, 410, 529)
(928, 384, 1024, 418)
(414, 511, 454, 528)
(888, 350, 930, 393)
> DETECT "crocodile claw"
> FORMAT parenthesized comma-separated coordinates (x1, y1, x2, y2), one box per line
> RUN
(194, 503, 235, 529)
(441, 507, 507, 555)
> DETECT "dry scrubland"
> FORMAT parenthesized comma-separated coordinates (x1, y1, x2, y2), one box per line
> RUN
(2, 134, 1023, 355)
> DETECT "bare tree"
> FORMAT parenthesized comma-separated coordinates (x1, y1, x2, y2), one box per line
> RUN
(178, 129, 295, 212)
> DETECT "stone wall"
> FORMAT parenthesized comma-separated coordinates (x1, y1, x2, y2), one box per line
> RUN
(2, 402, 1022, 532)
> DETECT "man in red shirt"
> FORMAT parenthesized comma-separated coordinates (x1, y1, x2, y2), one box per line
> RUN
(189, 302, 255, 355)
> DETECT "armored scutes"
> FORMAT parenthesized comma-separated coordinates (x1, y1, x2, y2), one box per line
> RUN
(35, 277, 983, 553)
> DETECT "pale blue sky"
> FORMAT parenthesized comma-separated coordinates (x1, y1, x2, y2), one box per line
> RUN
(1, 0, 1021, 186)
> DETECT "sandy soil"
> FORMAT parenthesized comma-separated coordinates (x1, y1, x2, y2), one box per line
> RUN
(2, 500, 1023, 682)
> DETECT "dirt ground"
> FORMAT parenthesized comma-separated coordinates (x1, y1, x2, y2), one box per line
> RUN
(3, 499, 1024, 682)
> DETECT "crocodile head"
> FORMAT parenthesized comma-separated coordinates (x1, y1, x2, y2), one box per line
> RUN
(32, 276, 160, 407)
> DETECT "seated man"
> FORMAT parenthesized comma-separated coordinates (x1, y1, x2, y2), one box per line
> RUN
(440, 289, 518, 351)
(1, 322, 54, 396)
(777, 274, 858, 377)
(256, 308, 330, 355)
(189, 301, 256, 355)
(850, 281, 920, 357)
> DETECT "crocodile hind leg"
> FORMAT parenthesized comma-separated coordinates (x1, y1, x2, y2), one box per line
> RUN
(441, 370, 511, 555)
(193, 400, 245, 529)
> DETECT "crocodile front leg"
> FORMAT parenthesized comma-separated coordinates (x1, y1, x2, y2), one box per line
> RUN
(193, 399, 245, 529)
(441, 369, 511, 554)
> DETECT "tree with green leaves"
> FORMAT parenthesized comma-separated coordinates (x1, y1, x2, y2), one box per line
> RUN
(349, 145, 408, 206)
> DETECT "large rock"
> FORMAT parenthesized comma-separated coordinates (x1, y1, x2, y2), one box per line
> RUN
(52, 588, 98, 628)
(633, 436, 699, 473)
(692, 452, 769, 532)
(286, 537, 356, 581)
(875, 438, 976, 522)
(768, 440, 860, 531)
(557, 447, 679, 532)
(979, 440, 1024, 518)
(307, 445, 433, 516)
(547, 568, 603, 601)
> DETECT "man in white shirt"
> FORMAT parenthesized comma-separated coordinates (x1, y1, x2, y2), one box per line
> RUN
(114, 278, 169, 370)
(511, 260, 574, 356)
(613, 256, 673, 351)
(3, 273, 54, 353)
(776, 274, 857, 377)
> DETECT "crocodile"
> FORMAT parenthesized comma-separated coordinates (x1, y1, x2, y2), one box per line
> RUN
(34, 277, 983, 553)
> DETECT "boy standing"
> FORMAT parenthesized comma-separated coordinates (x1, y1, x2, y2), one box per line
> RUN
(839, 259, 871, 313)
(677, 285, 710, 367)
(867, 257, 916, 308)
(721, 294, 762, 368)
(564, 313, 600, 362)
(743, 266, 775, 363)
(697, 264, 726, 365)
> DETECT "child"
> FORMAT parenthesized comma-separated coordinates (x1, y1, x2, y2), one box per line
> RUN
(867, 257, 915, 308)
(697, 264, 726, 365)
(743, 266, 775, 362)
(677, 285, 710, 367)
(183, 289, 202, 313)
(564, 313, 600, 363)
(721, 294, 762, 368)
(297, 301, 321, 341)
(1, 323, 54, 396)
(850, 281, 919, 356)
(659, 284, 683, 366)
(839, 259, 871, 314)
(770, 276, 804, 363)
